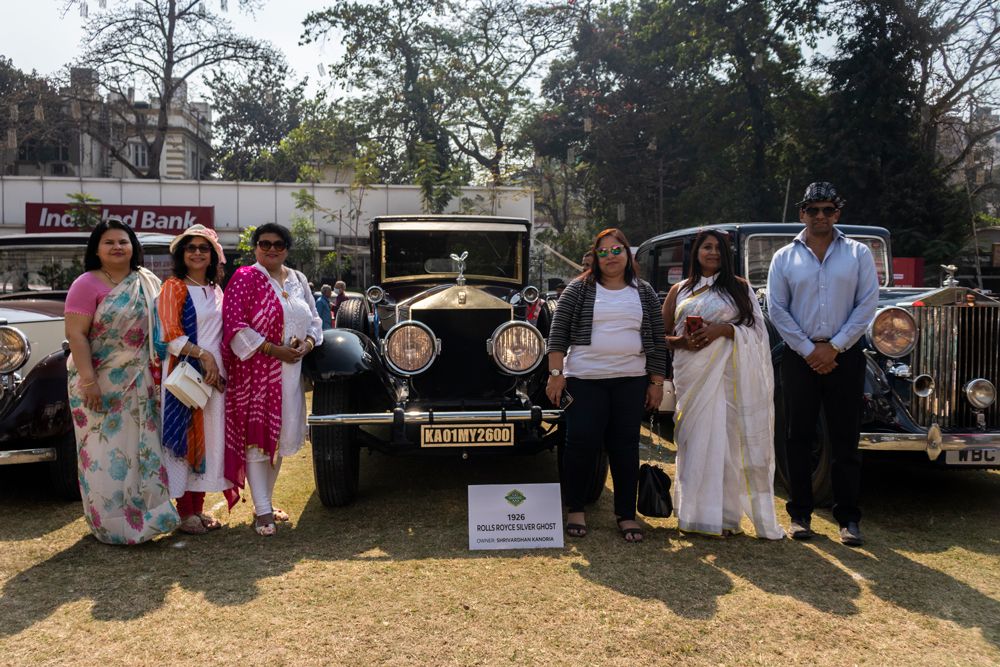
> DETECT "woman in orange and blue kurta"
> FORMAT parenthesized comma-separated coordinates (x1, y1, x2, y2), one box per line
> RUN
(159, 224, 231, 535)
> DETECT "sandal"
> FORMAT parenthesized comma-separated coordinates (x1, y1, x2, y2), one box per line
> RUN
(253, 516, 276, 537)
(272, 507, 290, 523)
(616, 518, 644, 543)
(198, 512, 223, 531)
(566, 511, 587, 538)
(178, 515, 208, 535)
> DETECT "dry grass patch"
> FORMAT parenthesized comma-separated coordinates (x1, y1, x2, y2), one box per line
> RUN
(1, 420, 998, 666)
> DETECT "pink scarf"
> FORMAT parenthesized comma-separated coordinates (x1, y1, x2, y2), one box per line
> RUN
(222, 266, 284, 509)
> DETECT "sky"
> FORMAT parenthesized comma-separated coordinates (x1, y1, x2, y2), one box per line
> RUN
(0, 0, 342, 97)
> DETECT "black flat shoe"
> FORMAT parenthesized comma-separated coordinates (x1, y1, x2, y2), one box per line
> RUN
(616, 518, 644, 543)
(565, 523, 588, 538)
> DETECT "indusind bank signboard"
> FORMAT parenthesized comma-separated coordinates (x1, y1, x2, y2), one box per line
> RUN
(25, 203, 214, 234)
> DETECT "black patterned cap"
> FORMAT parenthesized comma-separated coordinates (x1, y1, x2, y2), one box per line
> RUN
(797, 181, 845, 209)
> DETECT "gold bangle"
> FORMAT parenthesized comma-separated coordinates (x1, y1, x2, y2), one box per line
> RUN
(80, 379, 97, 387)
(649, 380, 664, 386)
(306, 339, 315, 351)
(262, 342, 272, 356)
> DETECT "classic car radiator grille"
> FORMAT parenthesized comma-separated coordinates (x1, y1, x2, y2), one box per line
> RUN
(411, 308, 515, 400)
(910, 305, 1000, 429)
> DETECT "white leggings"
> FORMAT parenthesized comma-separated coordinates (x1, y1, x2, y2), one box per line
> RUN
(246, 455, 283, 518)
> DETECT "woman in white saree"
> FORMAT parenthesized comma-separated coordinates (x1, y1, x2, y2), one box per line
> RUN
(662, 230, 784, 539)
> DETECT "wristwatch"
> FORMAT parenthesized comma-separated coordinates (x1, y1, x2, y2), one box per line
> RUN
(549, 368, 563, 376)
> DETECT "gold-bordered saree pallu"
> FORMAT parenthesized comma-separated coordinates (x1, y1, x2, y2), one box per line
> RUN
(671, 283, 784, 539)
(67, 268, 180, 544)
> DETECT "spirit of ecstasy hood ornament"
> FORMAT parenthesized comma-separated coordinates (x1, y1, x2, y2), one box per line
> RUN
(450, 251, 469, 286)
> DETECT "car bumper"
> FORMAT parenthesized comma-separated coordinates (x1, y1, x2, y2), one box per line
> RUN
(0, 447, 57, 465)
(309, 407, 563, 427)
(860, 425, 1000, 460)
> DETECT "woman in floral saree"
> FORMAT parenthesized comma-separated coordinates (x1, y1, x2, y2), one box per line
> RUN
(64, 220, 179, 545)
(662, 229, 784, 540)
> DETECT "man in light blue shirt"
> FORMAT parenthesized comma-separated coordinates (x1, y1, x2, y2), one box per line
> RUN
(767, 182, 879, 547)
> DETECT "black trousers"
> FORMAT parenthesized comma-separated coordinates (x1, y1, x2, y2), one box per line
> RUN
(782, 342, 864, 526)
(563, 375, 648, 520)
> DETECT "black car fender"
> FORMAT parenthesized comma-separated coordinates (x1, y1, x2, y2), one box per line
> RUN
(0, 348, 73, 446)
(303, 328, 391, 383)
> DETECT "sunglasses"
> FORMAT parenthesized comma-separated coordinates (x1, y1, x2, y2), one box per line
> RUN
(257, 240, 288, 251)
(184, 243, 212, 254)
(595, 245, 624, 258)
(803, 205, 838, 217)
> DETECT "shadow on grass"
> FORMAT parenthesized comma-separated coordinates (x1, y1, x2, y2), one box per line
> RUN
(0, 444, 997, 646)
(0, 464, 81, 541)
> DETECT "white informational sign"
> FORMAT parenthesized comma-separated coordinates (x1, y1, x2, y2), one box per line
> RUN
(468, 483, 564, 550)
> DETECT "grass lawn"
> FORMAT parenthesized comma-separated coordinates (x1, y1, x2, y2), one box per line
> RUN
(1, 418, 998, 666)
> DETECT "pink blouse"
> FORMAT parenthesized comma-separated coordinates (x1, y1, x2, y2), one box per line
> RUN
(65, 272, 113, 316)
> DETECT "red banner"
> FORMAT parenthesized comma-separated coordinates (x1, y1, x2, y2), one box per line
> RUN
(25, 203, 214, 235)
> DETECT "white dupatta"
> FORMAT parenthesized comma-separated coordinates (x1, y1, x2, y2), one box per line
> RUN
(672, 279, 784, 539)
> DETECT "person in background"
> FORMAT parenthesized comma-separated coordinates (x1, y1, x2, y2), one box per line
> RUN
(331, 280, 349, 320)
(159, 224, 229, 535)
(222, 223, 323, 536)
(767, 182, 879, 547)
(64, 219, 179, 544)
(546, 228, 668, 542)
(554, 281, 567, 299)
(581, 251, 594, 272)
(663, 229, 784, 540)
(316, 284, 334, 330)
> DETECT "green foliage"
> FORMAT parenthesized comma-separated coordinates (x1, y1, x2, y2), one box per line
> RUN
(288, 215, 319, 276)
(414, 140, 462, 212)
(66, 192, 102, 230)
(209, 58, 310, 181)
(234, 226, 258, 268)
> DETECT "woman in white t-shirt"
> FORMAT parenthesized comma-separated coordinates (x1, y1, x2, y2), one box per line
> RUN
(545, 228, 669, 542)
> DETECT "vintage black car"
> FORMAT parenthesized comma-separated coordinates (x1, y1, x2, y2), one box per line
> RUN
(304, 215, 598, 507)
(0, 232, 175, 499)
(636, 223, 1000, 503)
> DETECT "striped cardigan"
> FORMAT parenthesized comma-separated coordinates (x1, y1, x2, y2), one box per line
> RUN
(547, 277, 669, 377)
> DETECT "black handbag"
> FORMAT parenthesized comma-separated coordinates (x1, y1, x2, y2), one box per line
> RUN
(637, 463, 673, 518)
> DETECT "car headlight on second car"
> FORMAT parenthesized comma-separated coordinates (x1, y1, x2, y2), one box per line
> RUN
(488, 321, 544, 375)
(964, 379, 997, 410)
(0, 326, 31, 374)
(383, 321, 439, 375)
(866, 307, 917, 358)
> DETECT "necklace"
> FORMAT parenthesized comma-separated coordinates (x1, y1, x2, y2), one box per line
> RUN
(185, 275, 208, 287)
(270, 268, 289, 299)
(101, 269, 125, 285)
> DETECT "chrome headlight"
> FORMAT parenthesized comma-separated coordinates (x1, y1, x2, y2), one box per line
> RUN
(867, 307, 917, 358)
(0, 326, 30, 374)
(383, 321, 438, 375)
(963, 379, 996, 410)
(520, 285, 540, 304)
(366, 285, 385, 305)
(488, 321, 544, 375)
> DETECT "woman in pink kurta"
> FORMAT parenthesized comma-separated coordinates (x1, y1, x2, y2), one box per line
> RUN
(222, 223, 322, 536)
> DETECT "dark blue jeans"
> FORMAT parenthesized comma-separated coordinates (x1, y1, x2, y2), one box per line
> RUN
(563, 375, 648, 520)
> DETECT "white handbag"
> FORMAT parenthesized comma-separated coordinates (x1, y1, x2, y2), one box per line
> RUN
(657, 379, 677, 413)
(163, 358, 213, 409)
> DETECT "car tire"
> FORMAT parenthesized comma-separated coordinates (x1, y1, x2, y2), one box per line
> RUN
(772, 373, 834, 508)
(311, 380, 361, 507)
(335, 298, 370, 337)
(48, 434, 81, 501)
(556, 430, 608, 505)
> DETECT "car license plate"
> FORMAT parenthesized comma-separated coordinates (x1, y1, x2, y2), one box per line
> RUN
(420, 424, 514, 447)
(945, 448, 1000, 465)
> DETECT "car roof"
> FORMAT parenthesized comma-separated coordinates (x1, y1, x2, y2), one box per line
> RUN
(638, 223, 891, 249)
(371, 214, 530, 229)
(0, 232, 177, 247)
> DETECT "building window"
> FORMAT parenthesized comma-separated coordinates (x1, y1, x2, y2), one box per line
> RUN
(130, 142, 149, 169)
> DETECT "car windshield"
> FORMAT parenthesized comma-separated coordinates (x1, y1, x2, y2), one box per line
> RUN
(381, 229, 522, 283)
(744, 234, 890, 287)
(0, 244, 173, 293)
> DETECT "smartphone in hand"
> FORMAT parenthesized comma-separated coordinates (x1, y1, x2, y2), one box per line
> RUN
(559, 390, 574, 409)
(685, 315, 704, 333)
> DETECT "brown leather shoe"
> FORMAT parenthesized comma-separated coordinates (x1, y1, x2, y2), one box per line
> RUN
(840, 522, 864, 547)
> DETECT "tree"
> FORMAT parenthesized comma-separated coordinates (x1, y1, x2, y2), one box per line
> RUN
(287, 215, 318, 277)
(62, 0, 277, 178)
(0, 57, 75, 175)
(208, 58, 309, 180)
